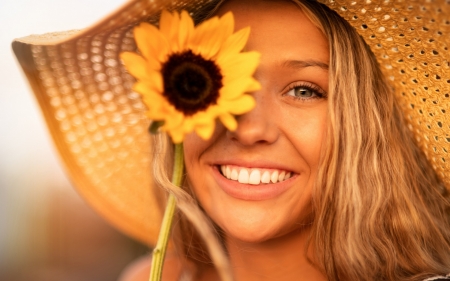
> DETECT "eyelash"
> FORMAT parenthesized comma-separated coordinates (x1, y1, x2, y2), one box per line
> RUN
(284, 82, 327, 101)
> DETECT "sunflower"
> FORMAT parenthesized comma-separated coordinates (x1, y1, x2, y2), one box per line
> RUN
(120, 10, 261, 143)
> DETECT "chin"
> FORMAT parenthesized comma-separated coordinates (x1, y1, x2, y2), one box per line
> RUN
(212, 203, 305, 244)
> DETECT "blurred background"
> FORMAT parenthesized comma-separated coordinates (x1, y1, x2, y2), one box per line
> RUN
(0, 0, 149, 280)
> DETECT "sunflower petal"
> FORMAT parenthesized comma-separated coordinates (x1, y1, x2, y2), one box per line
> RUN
(123, 10, 261, 143)
(181, 118, 195, 133)
(219, 113, 238, 131)
(220, 51, 261, 77)
(178, 10, 194, 50)
(194, 122, 216, 140)
(168, 128, 185, 144)
(246, 79, 262, 92)
(189, 16, 219, 58)
(163, 111, 184, 130)
(219, 12, 235, 39)
(201, 12, 235, 59)
(187, 108, 219, 126)
(222, 55, 260, 87)
(200, 13, 233, 59)
(220, 77, 260, 100)
(131, 70, 163, 93)
(133, 22, 169, 68)
(216, 27, 250, 62)
(121, 52, 155, 81)
(146, 103, 178, 123)
(134, 82, 160, 98)
(160, 10, 180, 52)
(219, 94, 256, 115)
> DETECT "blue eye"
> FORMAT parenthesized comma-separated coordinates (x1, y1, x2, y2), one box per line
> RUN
(288, 87, 316, 98)
(285, 84, 324, 100)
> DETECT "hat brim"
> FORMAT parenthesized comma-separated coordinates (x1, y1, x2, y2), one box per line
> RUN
(12, 0, 450, 245)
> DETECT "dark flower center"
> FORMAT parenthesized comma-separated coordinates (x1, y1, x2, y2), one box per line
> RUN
(161, 50, 223, 116)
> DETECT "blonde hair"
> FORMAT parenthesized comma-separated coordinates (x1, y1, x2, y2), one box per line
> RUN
(296, 1, 450, 280)
(151, 1, 450, 280)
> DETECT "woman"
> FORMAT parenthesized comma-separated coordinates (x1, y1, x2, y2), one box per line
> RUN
(119, 0, 450, 280)
(13, 0, 450, 280)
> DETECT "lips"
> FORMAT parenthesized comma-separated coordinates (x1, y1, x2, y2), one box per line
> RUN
(220, 165, 293, 185)
(210, 163, 297, 201)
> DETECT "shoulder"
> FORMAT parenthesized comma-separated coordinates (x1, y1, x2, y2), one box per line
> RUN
(423, 274, 450, 281)
(117, 254, 185, 281)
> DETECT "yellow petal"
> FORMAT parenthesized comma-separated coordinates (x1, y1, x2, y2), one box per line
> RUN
(191, 107, 221, 122)
(201, 12, 234, 59)
(146, 108, 170, 121)
(219, 12, 235, 39)
(121, 10, 263, 143)
(168, 128, 185, 144)
(134, 87, 168, 115)
(194, 122, 216, 140)
(189, 16, 218, 57)
(132, 70, 163, 93)
(221, 53, 261, 84)
(180, 118, 195, 133)
(245, 79, 261, 92)
(146, 103, 178, 125)
(216, 27, 250, 62)
(220, 77, 260, 100)
(219, 113, 238, 131)
(133, 22, 169, 68)
(220, 51, 261, 77)
(218, 94, 255, 115)
(178, 10, 194, 50)
(164, 111, 184, 129)
(134, 85, 171, 119)
(134, 82, 163, 99)
(142, 96, 167, 114)
(120, 52, 153, 81)
(159, 10, 180, 52)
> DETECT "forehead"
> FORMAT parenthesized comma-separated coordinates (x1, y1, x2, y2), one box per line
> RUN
(215, 0, 329, 69)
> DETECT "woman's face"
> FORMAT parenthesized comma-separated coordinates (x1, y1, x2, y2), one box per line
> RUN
(184, 0, 329, 243)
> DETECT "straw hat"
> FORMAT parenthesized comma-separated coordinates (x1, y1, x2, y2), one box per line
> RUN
(13, 0, 450, 246)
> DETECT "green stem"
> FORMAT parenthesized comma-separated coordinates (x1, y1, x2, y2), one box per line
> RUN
(149, 143, 184, 281)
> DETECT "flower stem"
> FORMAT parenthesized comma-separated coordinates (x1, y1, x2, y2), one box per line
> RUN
(149, 143, 184, 281)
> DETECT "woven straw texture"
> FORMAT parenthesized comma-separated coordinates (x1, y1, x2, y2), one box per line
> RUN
(321, 0, 450, 191)
(12, 0, 450, 245)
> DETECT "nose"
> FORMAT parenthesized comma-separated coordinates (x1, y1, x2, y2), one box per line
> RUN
(226, 91, 279, 146)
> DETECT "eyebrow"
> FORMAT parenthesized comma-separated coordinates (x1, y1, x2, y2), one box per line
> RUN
(282, 59, 329, 70)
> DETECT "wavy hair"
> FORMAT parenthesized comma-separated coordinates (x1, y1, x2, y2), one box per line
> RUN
(295, 1, 450, 280)
(151, 1, 450, 280)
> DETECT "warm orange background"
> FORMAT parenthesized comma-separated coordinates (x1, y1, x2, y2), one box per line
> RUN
(0, 1, 149, 280)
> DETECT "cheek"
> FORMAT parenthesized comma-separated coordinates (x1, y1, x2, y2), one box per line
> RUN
(282, 105, 328, 171)
(183, 133, 215, 204)
(183, 132, 208, 168)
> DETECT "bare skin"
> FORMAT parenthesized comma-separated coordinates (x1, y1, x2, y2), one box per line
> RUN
(121, 0, 329, 280)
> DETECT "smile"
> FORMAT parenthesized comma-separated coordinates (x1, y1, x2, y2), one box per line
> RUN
(219, 165, 293, 185)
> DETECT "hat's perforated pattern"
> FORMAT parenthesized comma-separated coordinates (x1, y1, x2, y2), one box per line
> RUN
(30, 28, 161, 244)
(14, 0, 450, 244)
(320, 0, 450, 188)
(20, 0, 225, 246)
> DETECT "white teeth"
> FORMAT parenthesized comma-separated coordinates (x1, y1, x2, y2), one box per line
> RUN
(221, 165, 226, 176)
(261, 171, 271, 183)
(230, 169, 239, 180)
(284, 172, 291, 180)
(238, 169, 249, 184)
(249, 170, 261, 185)
(220, 165, 292, 185)
(271, 170, 279, 183)
(226, 166, 231, 179)
(278, 171, 285, 182)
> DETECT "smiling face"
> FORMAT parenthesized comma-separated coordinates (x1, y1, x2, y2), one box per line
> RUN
(183, 0, 329, 243)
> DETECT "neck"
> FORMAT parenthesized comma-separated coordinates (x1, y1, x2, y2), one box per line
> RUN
(225, 227, 327, 281)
